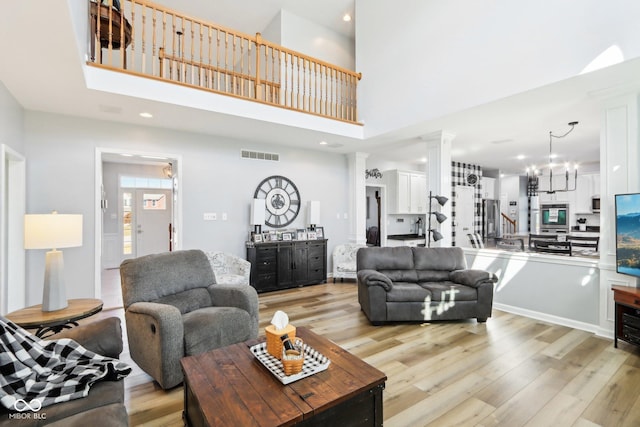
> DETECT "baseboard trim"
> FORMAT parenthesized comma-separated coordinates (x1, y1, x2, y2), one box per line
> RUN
(493, 302, 603, 336)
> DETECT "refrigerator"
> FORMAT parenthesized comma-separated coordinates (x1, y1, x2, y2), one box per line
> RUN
(482, 199, 501, 240)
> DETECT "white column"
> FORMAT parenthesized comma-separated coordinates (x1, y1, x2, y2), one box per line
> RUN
(348, 152, 369, 244)
(422, 131, 455, 247)
(598, 92, 640, 337)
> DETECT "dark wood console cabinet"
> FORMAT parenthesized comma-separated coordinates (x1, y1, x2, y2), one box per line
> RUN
(612, 285, 640, 348)
(246, 239, 327, 293)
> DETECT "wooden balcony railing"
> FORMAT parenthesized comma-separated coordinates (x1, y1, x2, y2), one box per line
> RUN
(88, 0, 362, 124)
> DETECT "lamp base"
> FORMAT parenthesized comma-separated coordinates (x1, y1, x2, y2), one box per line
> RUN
(42, 250, 68, 312)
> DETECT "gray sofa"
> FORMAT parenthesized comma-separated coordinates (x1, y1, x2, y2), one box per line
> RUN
(120, 249, 259, 389)
(0, 317, 128, 426)
(357, 246, 498, 324)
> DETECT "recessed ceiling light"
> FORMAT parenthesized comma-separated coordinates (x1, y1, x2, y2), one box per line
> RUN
(343, 14, 352, 22)
(139, 112, 153, 118)
(516, 154, 526, 160)
(120, 153, 134, 157)
(319, 141, 328, 145)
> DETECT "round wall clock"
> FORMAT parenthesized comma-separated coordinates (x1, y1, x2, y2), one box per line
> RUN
(254, 175, 301, 228)
(466, 173, 479, 186)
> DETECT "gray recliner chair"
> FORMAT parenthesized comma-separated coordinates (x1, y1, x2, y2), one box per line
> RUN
(120, 249, 259, 389)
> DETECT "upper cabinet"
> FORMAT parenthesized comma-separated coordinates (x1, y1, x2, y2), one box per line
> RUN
(574, 173, 600, 213)
(481, 177, 496, 199)
(384, 170, 427, 214)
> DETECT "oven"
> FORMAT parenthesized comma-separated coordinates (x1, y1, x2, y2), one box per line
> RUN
(540, 203, 570, 233)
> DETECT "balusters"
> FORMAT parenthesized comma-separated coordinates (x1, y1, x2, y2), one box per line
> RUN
(213, 30, 219, 91)
(88, 0, 360, 123)
(189, 20, 195, 85)
(199, 24, 204, 87)
(161, 10, 166, 77)
(140, 6, 146, 73)
(151, 7, 157, 76)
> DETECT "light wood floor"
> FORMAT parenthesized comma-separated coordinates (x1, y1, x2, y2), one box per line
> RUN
(95, 277, 640, 427)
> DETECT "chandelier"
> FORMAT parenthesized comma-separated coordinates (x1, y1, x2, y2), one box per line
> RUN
(527, 121, 579, 195)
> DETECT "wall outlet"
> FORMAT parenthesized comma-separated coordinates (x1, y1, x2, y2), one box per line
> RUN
(203, 213, 217, 221)
(222, 212, 228, 221)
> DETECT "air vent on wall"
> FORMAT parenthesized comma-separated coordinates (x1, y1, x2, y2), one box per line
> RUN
(241, 149, 280, 161)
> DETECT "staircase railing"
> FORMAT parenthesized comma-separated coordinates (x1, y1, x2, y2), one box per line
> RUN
(88, 0, 362, 124)
(501, 213, 516, 236)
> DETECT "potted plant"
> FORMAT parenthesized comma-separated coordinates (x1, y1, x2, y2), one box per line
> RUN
(577, 217, 587, 231)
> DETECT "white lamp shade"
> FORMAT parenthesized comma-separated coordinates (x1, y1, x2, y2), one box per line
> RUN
(24, 214, 83, 249)
(308, 201, 320, 225)
(250, 198, 266, 225)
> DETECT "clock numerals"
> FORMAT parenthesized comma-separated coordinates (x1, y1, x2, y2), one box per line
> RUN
(254, 175, 301, 228)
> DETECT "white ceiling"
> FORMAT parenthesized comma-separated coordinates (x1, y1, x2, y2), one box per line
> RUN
(3, 0, 640, 175)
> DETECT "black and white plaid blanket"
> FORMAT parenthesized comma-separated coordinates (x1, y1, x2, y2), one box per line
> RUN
(0, 316, 131, 410)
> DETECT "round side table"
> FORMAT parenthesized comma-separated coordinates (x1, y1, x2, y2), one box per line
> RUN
(5, 298, 104, 338)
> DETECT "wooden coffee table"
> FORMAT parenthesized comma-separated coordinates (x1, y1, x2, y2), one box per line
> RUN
(181, 326, 386, 426)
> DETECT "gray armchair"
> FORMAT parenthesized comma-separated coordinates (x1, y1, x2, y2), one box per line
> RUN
(120, 249, 259, 389)
(204, 251, 251, 285)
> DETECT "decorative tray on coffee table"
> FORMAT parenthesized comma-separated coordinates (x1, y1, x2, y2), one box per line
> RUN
(250, 342, 331, 385)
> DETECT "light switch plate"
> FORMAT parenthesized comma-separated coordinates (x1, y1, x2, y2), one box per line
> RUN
(204, 213, 217, 221)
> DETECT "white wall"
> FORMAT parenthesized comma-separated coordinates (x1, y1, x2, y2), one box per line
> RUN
(356, 0, 640, 138)
(23, 111, 350, 305)
(279, 10, 355, 71)
(465, 250, 600, 329)
(0, 82, 24, 153)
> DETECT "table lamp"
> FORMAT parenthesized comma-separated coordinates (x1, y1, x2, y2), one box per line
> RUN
(308, 201, 320, 230)
(250, 198, 265, 234)
(24, 211, 83, 312)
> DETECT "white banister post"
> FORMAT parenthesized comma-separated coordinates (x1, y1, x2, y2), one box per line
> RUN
(348, 152, 369, 245)
(421, 131, 455, 247)
(598, 92, 640, 337)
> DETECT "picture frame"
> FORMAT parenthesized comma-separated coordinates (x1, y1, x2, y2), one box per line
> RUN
(315, 227, 324, 239)
(296, 229, 307, 241)
(307, 231, 317, 240)
(282, 232, 292, 241)
(252, 232, 263, 243)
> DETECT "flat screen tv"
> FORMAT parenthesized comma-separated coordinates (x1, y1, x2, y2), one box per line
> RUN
(615, 193, 640, 278)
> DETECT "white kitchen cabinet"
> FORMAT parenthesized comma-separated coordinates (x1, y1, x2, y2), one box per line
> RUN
(481, 177, 496, 199)
(384, 169, 427, 214)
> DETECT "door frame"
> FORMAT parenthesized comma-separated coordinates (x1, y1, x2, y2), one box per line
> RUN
(94, 147, 183, 300)
(0, 145, 26, 314)
(365, 183, 387, 247)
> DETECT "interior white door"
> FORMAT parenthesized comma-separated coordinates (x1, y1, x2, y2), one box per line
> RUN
(454, 186, 475, 248)
(135, 189, 173, 257)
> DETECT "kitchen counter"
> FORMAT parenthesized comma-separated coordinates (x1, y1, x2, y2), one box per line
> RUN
(386, 234, 426, 247)
(387, 233, 426, 240)
(571, 226, 600, 232)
